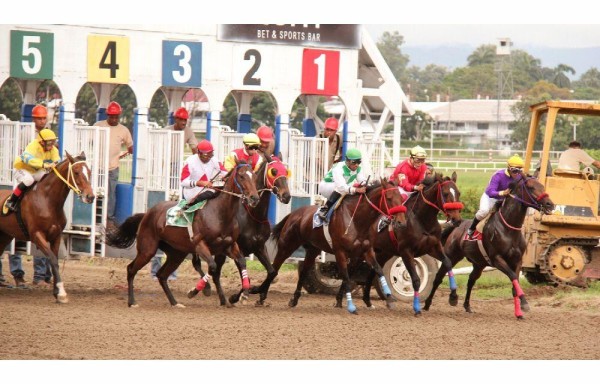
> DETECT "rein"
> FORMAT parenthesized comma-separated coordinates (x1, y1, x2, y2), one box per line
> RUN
(418, 180, 464, 217)
(498, 176, 548, 231)
(52, 160, 87, 196)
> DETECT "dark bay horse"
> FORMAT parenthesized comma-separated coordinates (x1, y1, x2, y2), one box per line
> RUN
(258, 178, 407, 314)
(424, 174, 554, 319)
(105, 163, 259, 308)
(0, 152, 95, 303)
(360, 172, 464, 315)
(226, 155, 291, 305)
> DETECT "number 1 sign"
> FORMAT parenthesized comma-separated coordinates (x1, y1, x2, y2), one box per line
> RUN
(301, 48, 339, 96)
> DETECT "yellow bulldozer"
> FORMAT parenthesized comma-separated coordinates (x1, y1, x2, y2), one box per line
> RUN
(523, 100, 600, 286)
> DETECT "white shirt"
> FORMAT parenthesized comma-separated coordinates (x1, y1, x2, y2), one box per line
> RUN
(180, 154, 226, 200)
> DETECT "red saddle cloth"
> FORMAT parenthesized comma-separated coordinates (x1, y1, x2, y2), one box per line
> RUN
(464, 230, 483, 241)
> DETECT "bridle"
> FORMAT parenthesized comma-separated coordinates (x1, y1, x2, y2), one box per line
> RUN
(362, 184, 407, 225)
(417, 180, 464, 217)
(498, 175, 551, 231)
(51, 160, 90, 199)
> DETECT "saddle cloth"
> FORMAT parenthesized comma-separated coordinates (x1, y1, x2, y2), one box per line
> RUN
(166, 199, 207, 227)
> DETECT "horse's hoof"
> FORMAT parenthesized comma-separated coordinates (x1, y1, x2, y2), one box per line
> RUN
(349, 310, 358, 315)
(367, 304, 376, 310)
(240, 295, 249, 305)
(187, 289, 198, 299)
(173, 303, 186, 308)
(386, 294, 398, 303)
(203, 284, 212, 297)
(449, 295, 459, 307)
(228, 294, 239, 304)
(521, 303, 531, 312)
(516, 315, 525, 320)
(288, 299, 298, 307)
(56, 295, 68, 304)
(129, 303, 139, 308)
(414, 311, 422, 317)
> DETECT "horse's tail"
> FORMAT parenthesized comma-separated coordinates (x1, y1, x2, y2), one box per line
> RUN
(440, 224, 457, 246)
(105, 213, 145, 248)
(270, 213, 291, 246)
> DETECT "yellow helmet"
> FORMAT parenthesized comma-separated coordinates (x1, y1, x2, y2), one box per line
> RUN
(410, 145, 427, 159)
(38, 128, 57, 142)
(507, 155, 524, 168)
(242, 133, 261, 146)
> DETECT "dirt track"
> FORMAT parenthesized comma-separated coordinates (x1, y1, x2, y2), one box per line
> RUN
(1, 255, 599, 361)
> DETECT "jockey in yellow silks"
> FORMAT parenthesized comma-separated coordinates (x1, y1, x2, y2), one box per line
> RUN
(5, 128, 60, 212)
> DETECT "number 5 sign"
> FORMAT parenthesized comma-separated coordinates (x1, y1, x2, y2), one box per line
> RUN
(301, 48, 339, 96)
(10, 30, 54, 80)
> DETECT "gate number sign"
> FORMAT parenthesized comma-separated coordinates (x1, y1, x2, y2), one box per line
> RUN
(87, 35, 130, 84)
(162, 41, 202, 87)
(10, 30, 54, 80)
(301, 48, 339, 96)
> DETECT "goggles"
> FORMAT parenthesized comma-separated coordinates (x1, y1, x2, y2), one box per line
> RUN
(509, 167, 523, 174)
(348, 159, 362, 165)
(247, 145, 260, 150)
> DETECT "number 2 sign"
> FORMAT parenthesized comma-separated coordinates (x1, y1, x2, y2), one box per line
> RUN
(301, 48, 339, 96)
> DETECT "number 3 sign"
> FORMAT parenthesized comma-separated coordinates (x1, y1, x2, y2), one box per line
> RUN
(301, 48, 339, 96)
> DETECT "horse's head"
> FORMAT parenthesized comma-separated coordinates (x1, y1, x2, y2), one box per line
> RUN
(264, 156, 291, 204)
(232, 162, 260, 207)
(511, 175, 555, 214)
(59, 151, 95, 204)
(422, 172, 464, 225)
(367, 178, 407, 226)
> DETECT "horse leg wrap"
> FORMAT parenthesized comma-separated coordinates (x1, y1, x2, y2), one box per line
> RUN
(447, 271, 457, 291)
(346, 292, 356, 313)
(413, 292, 421, 313)
(379, 276, 391, 296)
(511, 279, 524, 297)
(195, 275, 211, 291)
(241, 269, 250, 290)
(513, 296, 523, 318)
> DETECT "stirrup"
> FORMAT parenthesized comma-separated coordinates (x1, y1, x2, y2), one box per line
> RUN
(317, 209, 328, 220)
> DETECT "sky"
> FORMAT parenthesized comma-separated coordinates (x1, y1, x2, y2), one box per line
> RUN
(365, 24, 600, 49)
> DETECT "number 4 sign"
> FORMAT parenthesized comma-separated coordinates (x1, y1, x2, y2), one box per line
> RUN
(301, 48, 339, 96)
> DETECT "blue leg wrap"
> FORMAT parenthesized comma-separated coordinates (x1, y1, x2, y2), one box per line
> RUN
(346, 292, 356, 313)
(413, 294, 421, 313)
(379, 276, 391, 296)
(448, 273, 457, 291)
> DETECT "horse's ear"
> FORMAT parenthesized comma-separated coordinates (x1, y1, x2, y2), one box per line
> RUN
(79, 150, 86, 160)
(65, 151, 74, 163)
(452, 171, 458, 183)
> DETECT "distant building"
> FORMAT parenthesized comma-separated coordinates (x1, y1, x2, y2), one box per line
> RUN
(413, 99, 520, 149)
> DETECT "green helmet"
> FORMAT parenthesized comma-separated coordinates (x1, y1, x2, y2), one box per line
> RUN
(346, 148, 362, 160)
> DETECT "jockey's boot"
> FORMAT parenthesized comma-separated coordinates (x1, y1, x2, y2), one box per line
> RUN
(467, 217, 481, 239)
(317, 191, 341, 221)
(5, 183, 28, 212)
(184, 190, 217, 210)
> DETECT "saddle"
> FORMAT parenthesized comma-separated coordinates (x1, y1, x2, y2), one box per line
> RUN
(166, 199, 208, 227)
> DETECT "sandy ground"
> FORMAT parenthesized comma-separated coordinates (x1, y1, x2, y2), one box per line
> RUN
(1, 254, 599, 365)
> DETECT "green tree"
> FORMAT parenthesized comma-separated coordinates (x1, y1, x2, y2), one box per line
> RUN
(75, 83, 97, 125)
(552, 64, 576, 89)
(149, 89, 168, 127)
(376, 31, 410, 82)
(467, 44, 496, 67)
(0, 79, 23, 121)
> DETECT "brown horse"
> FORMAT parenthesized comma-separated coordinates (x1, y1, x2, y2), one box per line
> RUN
(360, 172, 464, 315)
(424, 174, 554, 319)
(105, 163, 259, 308)
(225, 155, 291, 305)
(0, 152, 95, 303)
(257, 178, 407, 314)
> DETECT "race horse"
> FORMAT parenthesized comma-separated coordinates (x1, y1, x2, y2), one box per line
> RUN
(105, 163, 260, 308)
(0, 152, 95, 303)
(423, 174, 554, 319)
(221, 155, 292, 305)
(257, 178, 407, 314)
(360, 172, 464, 315)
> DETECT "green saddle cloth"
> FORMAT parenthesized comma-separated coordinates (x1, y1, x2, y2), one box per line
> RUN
(166, 199, 207, 227)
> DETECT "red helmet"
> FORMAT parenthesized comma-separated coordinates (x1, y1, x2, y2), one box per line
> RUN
(32, 105, 47, 118)
(257, 125, 273, 142)
(174, 107, 189, 120)
(197, 139, 214, 153)
(106, 101, 122, 115)
(324, 117, 338, 131)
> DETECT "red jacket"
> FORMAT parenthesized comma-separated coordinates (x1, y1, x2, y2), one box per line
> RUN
(391, 159, 427, 192)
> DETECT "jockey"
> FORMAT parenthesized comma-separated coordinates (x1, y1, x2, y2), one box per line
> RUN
(390, 145, 428, 199)
(5, 128, 60, 212)
(223, 133, 263, 172)
(181, 140, 227, 207)
(467, 154, 525, 239)
(316, 148, 368, 221)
